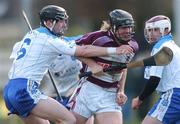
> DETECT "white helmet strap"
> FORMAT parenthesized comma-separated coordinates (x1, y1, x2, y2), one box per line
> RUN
(49, 20, 56, 31)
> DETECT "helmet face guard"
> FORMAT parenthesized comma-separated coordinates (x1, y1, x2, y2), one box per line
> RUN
(39, 5, 69, 36)
(109, 9, 135, 43)
(144, 15, 171, 44)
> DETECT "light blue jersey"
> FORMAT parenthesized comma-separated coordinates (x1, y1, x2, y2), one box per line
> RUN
(8, 27, 76, 83)
(3, 27, 77, 117)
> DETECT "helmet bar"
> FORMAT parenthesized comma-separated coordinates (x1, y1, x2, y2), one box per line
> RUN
(145, 19, 171, 34)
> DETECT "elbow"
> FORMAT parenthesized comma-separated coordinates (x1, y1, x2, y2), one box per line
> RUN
(75, 45, 92, 57)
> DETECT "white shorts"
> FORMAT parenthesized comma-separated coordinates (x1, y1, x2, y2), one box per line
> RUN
(73, 81, 122, 118)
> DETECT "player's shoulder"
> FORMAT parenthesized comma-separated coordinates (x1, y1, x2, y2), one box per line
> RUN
(153, 40, 172, 54)
(33, 27, 58, 40)
(163, 40, 174, 47)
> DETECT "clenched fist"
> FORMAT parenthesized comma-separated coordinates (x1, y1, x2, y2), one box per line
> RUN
(116, 92, 128, 106)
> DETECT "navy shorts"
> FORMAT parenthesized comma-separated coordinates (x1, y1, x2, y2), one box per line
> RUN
(148, 88, 180, 124)
(3, 78, 47, 117)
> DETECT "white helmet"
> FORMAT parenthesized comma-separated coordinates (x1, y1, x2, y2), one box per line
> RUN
(144, 15, 171, 43)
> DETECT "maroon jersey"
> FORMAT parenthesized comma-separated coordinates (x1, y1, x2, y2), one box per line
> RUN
(76, 30, 139, 88)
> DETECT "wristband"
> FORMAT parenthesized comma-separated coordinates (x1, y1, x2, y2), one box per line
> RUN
(107, 47, 116, 55)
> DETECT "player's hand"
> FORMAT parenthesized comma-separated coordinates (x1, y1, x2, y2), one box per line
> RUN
(116, 92, 128, 106)
(116, 45, 133, 54)
(131, 96, 143, 110)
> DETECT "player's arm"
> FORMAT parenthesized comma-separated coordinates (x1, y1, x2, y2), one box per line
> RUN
(63, 33, 133, 57)
(138, 76, 160, 101)
(131, 76, 160, 109)
(75, 45, 133, 57)
(117, 69, 127, 93)
(116, 69, 128, 105)
(78, 57, 103, 75)
(49, 38, 133, 57)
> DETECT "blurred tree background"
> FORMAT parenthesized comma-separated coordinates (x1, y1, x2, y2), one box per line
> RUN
(0, 0, 178, 124)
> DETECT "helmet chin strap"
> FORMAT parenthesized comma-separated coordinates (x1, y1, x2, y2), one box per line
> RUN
(111, 28, 133, 44)
(44, 20, 63, 37)
(49, 20, 56, 31)
(51, 20, 67, 37)
(116, 35, 132, 44)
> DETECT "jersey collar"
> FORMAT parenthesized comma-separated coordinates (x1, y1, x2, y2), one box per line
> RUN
(153, 34, 173, 49)
(36, 27, 58, 39)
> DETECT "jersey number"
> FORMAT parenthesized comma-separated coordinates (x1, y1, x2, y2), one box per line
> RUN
(16, 38, 31, 60)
